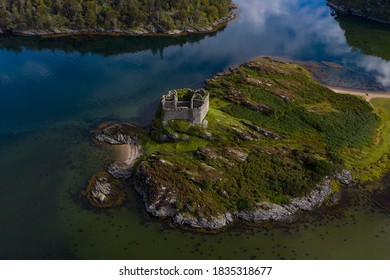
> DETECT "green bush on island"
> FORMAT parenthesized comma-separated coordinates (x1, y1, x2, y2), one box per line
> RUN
(137, 57, 381, 218)
(0, 0, 233, 33)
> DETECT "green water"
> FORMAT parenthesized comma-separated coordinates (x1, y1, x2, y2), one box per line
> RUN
(0, 0, 390, 259)
(337, 14, 390, 61)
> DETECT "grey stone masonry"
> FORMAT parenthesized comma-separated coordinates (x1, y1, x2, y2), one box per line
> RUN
(161, 89, 209, 125)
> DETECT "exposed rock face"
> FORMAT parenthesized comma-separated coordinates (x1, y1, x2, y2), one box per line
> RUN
(173, 212, 233, 229)
(135, 161, 353, 229)
(134, 160, 234, 230)
(91, 175, 112, 204)
(94, 123, 140, 145)
(335, 169, 353, 185)
(240, 120, 281, 140)
(236, 181, 331, 223)
(94, 122, 142, 179)
(226, 90, 274, 114)
(84, 122, 142, 208)
(327, 0, 390, 25)
(237, 170, 352, 223)
(85, 172, 125, 208)
(108, 162, 134, 179)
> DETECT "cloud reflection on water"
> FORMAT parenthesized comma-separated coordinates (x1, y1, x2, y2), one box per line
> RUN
(237, 0, 390, 89)
(356, 56, 390, 88)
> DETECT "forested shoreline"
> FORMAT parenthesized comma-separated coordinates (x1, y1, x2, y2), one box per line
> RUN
(0, 0, 235, 35)
(328, 0, 390, 24)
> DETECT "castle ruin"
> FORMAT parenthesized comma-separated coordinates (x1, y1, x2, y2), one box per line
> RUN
(161, 89, 209, 125)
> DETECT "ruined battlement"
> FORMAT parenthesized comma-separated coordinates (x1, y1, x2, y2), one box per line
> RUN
(161, 89, 209, 125)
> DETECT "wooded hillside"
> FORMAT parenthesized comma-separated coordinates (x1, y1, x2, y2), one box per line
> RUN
(0, 0, 233, 33)
(328, 0, 390, 24)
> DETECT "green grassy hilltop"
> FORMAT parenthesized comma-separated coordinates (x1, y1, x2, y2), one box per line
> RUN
(136, 57, 383, 218)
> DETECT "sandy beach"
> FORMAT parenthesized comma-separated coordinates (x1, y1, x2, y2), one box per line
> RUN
(328, 86, 390, 101)
(112, 144, 141, 166)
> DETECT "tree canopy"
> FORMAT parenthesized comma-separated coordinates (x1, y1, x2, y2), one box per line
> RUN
(0, 0, 233, 33)
(328, 0, 390, 23)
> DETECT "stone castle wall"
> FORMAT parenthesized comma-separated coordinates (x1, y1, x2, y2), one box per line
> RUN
(161, 89, 209, 125)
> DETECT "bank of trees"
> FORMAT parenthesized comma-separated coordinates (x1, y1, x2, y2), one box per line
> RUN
(0, 0, 233, 32)
(328, 0, 390, 23)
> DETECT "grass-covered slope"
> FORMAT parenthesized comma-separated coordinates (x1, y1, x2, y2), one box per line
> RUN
(328, 0, 390, 24)
(0, 0, 234, 35)
(136, 57, 380, 221)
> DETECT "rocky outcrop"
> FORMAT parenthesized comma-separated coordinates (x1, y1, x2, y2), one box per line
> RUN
(134, 160, 234, 230)
(241, 120, 282, 140)
(84, 122, 142, 208)
(135, 163, 353, 229)
(84, 172, 125, 208)
(327, 0, 390, 25)
(108, 162, 134, 179)
(173, 212, 233, 229)
(94, 122, 142, 179)
(94, 123, 140, 145)
(226, 90, 274, 114)
(237, 170, 352, 223)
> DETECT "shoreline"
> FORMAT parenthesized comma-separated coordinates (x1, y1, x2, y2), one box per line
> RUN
(0, 9, 238, 38)
(327, 86, 390, 101)
(112, 145, 133, 165)
(112, 144, 141, 167)
(327, 1, 390, 26)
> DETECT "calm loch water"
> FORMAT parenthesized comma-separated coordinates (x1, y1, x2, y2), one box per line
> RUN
(0, 0, 389, 259)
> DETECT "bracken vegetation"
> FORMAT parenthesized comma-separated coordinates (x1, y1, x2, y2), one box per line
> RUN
(0, 0, 233, 32)
(137, 57, 380, 217)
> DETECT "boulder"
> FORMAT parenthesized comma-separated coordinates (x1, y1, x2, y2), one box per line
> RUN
(108, 162, 133, 179)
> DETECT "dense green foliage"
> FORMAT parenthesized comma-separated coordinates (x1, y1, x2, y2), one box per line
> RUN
(0, 0, 233, 32)
(139, 57, 380, 218)
(328, 0, 390, 23)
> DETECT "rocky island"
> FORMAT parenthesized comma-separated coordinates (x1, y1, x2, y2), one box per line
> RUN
(85, 57, 390, 230)
(328, 0, 390, 25)
(0, 0, 237, 36)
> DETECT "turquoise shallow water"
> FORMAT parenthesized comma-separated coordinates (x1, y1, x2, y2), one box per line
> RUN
(0, 0, 390, 259)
